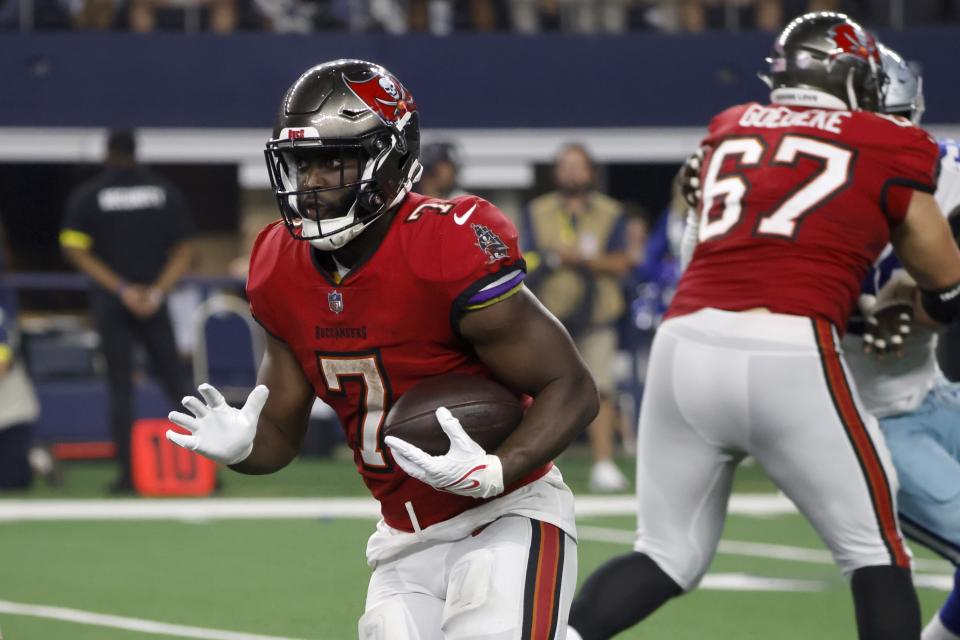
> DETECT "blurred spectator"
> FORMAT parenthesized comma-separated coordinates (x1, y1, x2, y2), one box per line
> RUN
(252, 0, 319, 32)
(677, 0, 782, 31)
(0, 0, 18, 27)
(624, 202, 650, 268)
(631, 166, 687, 332)
(72, 0, 119, 28)
(368, 0, 406, 32)
(0, 232, 41, 490)
(129, 0, 237, 31)
(510, 0, 631, 33)
(418, 142, 465, 200)
(256, 0, 439, 34)
(405, 0, 506, 33)
(60, 129, 195, 493)
(6, 0, 960, 31)
(523, 143, 634, 492)
(1, 0, 75, 29)
(465, 0, 501, 30)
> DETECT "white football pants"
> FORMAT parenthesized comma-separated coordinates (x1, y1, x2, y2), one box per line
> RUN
(362, 515, 577, 640)
(634, 308, 911, 590)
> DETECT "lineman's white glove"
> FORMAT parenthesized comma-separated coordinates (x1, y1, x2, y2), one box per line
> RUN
(384, 407, 504, 499)
(166, 383, 269, 465)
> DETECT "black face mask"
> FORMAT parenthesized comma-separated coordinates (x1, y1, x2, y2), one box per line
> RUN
(282, 146, 365, 223)
(297, 184, 360, 221)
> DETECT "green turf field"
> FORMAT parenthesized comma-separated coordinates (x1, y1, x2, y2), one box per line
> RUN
(0, 447, 778, 499)
(0, 451, 952, 639)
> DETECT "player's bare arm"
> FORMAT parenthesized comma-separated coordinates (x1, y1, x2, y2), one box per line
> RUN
(892, 191, 960, 325)
(459, 286, 599, 486)
(893, 192, 960, 289)
(230, 333, 315, 474)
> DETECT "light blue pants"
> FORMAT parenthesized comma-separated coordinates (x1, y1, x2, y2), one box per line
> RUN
(880, 380, 960, 565)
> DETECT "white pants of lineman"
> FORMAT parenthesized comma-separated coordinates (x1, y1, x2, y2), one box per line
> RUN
(634, 308, 912, 590)
(361, 515, 577, 640)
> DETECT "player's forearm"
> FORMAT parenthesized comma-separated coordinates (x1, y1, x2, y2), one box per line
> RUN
(61, 247, 125, 294)
(151, 241, 194, 295)
(494, 370, 599, 486)
(912, 288, 944, 328)
(892, 192, 960, 290)
(228, 416, 302, 474)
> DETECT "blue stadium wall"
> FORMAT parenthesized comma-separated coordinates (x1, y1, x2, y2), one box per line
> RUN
(2, 28, 958, 129)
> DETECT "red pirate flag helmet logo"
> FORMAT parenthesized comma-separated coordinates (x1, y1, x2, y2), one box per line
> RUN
(827, 23, 879, 64)
(343, 71, 417, 127)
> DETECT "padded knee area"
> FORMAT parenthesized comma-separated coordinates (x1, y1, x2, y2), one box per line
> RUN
(442, 549, 494, 634)
(359, 599, 420, 640)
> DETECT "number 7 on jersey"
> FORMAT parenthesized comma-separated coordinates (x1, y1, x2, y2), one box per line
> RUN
(318, 353, 391, 470)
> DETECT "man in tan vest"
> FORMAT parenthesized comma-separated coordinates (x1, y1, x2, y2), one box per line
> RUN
(523, 143, 634, 492)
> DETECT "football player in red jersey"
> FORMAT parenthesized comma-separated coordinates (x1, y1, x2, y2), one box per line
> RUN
(568, 13, 960, 640)
(165, 59, 597, 639)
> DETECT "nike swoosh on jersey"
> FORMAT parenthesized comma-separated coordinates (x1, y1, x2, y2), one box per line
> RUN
(453, 203, 478, 225)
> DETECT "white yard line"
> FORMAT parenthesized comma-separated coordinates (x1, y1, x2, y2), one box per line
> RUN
(0, 493, 795, 522)
(0, 496, 949, 576)
(0, 512, 952, 639)
(0, 600, 310, 640)
(914, 574, 956, 591)
(0, 498, 381, 521)
(699, 574, 826, 592)
(572, 493, 798, 518)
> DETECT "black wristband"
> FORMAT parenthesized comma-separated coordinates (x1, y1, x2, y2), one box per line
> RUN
(920, 282, 960, 324)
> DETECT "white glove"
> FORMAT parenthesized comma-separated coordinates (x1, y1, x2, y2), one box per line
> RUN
(166, 383, 269, 466)
(384, 407, 505, 499)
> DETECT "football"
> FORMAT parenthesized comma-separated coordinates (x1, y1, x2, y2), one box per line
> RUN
(384, 373, 524, 456)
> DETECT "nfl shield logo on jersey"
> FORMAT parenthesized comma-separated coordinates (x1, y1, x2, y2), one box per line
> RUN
(328, 290, 344, 314)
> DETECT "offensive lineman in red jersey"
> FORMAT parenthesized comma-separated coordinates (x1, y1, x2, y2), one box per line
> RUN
(165, 60, 597, 639)
(568, 13, 960, 640)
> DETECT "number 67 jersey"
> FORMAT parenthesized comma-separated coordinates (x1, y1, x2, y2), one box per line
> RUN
(246, 193, 553, 534)
(668, 100, 940, 330)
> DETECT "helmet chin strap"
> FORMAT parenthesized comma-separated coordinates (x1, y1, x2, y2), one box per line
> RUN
(306, 147, 381, 251)
(307, 135, 424, 252)
(307, 201, 383, 251)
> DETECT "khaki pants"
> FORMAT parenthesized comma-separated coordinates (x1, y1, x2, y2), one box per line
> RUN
(575, 326, 617, 396)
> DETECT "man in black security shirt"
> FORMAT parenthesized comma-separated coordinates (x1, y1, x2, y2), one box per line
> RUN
(61, 129, 195, 493)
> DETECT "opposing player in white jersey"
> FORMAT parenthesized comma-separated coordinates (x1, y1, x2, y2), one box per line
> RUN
(843, 46, 960, 640)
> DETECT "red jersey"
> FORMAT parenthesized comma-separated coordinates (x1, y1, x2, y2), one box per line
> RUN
(668, 101, 939, 330)
(247, 193, 549, 531)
